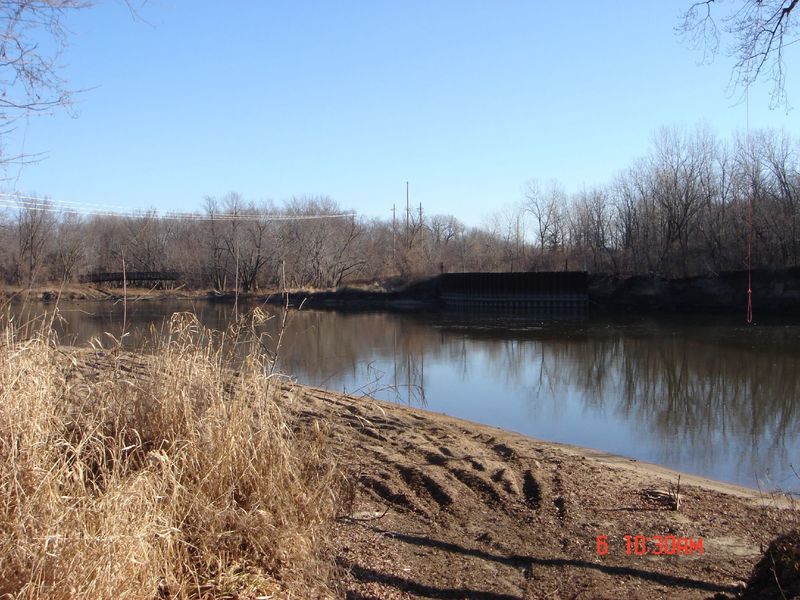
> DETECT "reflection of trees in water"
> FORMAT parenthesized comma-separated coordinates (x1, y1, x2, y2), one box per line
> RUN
(510, 329, 800, 478)
(271, 310, 432, 405)
(353, 317, 800, 479)
(614, 336, 799, 472)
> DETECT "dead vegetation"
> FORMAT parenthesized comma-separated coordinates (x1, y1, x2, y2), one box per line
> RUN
(0, 311, 342, 599)
(743, 530, 800, 600)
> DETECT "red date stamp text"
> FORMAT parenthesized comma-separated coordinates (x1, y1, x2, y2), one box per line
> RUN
(596, 535, 703, 556)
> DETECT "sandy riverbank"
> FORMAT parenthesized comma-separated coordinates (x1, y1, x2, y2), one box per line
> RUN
(0, 283, 208, 302)
(0, 283, 403, 308)
(288, 384, 797, 599)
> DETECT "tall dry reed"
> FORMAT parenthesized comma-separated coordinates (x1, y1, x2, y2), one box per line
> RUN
(0, 310, 341, 599)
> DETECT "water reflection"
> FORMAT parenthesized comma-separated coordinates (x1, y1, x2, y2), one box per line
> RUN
(6, 300, 800, 491)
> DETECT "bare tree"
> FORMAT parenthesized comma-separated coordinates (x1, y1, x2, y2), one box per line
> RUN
(122, 211, 172, 272)
(763, 129, 800, 264)
(237, 202, 277, 293)
(680, 0, 798, 108)
(427, 214, 464, 272)
(523, 179, 566, 269)
(53, 211, 86, 280)
(486, 206, 524, 272)
(0, 1, 91, 163)
(168, 217, 205, 287)
(14, 197, 55, 284)
(570, 187, 616, 273)
(695, 141, 737, 273)
(650, 126, 715, 275)
(201, 196, 232, 290)
(84, 214, 124, 273)
(0, 207, 13, 280)
(523, 180, 544, 253)
(281, 196, 365, 288)
(612, 167, 650, 274)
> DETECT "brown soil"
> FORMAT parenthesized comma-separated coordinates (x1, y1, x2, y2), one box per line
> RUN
(0, 283, 391, 305)
(0, 283, 201, 302)
(0, 283, 113, 302)
(286, 385, 799, 600)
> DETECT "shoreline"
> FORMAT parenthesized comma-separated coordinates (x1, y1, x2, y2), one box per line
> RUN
(7, 266, 800, 316)
(289, 380, 797, 598)
(300, 381, 793, 504)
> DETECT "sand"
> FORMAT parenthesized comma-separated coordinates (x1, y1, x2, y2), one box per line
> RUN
(286, 384, 798, 599)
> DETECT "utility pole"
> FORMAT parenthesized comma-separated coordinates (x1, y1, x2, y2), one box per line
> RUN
(391, 204, 397, 274)
(405, 181, 410, 249)
(418, 202, 424, 256)
(234, 243, 239, 320)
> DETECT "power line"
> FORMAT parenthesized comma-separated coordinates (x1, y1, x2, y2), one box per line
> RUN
(0, 192, 358, 222)
(1, 192, 144, 211)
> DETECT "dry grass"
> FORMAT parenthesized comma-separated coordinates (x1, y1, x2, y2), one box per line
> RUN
(0, 311, 342, 599)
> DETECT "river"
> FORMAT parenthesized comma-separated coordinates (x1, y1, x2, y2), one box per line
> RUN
(8, 299, 800, 492)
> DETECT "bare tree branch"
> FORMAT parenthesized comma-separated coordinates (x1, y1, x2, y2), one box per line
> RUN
(680, 0, 798, 109)
(0, 1, 92, 165)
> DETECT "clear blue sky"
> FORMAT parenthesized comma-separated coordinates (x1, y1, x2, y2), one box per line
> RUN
(5, 0, 799, 226)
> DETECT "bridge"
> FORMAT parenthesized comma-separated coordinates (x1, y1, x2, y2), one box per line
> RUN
(81, 271, 182, 287)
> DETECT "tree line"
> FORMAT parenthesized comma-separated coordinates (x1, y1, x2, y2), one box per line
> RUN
(1, 126, 798, 290)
